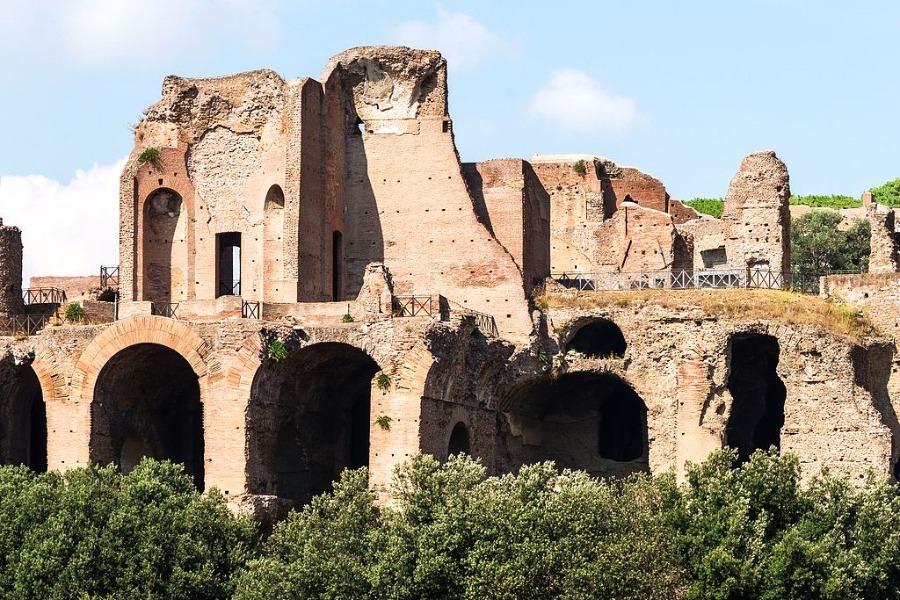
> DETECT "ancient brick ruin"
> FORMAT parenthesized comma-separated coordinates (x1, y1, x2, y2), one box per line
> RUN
(3, 46, 900, 513)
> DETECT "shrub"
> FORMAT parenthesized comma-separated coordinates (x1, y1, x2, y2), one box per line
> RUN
(375, 372, 391, 392)
(374, 415, 392, 430)
(573, 159, 588, 176)
(65, 302, 85, 323)
(137, 147, 160, 164)
(341, 313, 354, 323)
(267, 339, 287, 362)
(789, 194, 862, 209)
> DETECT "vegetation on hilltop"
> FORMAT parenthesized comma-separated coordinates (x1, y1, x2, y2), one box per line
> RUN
(682, 198, 724, 218)
(870, 178, 900, 207)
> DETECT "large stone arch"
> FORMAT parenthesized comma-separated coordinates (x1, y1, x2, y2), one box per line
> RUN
(64, 317, 212, 478)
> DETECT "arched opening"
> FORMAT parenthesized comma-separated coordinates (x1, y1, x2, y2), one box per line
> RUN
(447, 422, 470, 458)
(142, 188, 187, 303)
(247, 342, 379, 506)
(1, 364, 46, 472)
(216, 232, 242, 297)
(725, 333, 786, 464)
(567, 319, 627, 358)
(263, 185, 285, 298)
(501, 372, 648, 477)
(332, 231, 343, 301)
(90, 343, 204, 489)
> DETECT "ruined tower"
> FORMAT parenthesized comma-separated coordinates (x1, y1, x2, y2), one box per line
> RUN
(0, 220, 24, 316)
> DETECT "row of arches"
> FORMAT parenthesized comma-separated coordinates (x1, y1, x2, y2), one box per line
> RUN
(0, 321, 787, 505)
(141, 184, 346, 304)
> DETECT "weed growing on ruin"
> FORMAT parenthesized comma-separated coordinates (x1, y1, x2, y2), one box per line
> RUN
(137, 147, 160, 164)
(376, 372, 391, 392)
(13, 332, 27, 341)
(341, 313, 355, 323)
(65, 303, 85, 324)
(375, 414, 392, 430)
(268, 339, 288, 362)
(573, 159, 588, 176)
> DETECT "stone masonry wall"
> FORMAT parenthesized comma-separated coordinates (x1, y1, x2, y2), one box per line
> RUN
(0, 221, 23, 316)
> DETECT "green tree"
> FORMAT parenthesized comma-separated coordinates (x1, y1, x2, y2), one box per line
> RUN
(791, 211, 869, 273)
(0, 459, 255, 600)
(870, 178, 900, 207)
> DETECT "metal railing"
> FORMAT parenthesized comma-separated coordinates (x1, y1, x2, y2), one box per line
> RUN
(551, 269, 834, 295)
(392, 295, 434, 317)
(23, 288, 66, 305)
(100, 265, 119, 288)
(151, 302, 179, 319)
(242, 300, 260, 319)
(462, 311, 499, 337)
(2, 314, 50, 336)
(219, 280, 241, 296)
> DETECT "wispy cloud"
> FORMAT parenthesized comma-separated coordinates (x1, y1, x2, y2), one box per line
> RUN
(528, 69, 640, 136)
(1, 0, 280, 66)
(0, 160, 123, 284)
(389, 9, 508, 70)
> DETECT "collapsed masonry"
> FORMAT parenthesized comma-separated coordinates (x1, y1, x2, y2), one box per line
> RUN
(2, 46, 900, 515)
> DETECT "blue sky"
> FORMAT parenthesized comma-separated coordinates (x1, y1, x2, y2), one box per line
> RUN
(1, 0, 899, 281)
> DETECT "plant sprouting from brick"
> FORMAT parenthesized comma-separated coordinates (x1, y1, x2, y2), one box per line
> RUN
(267, 339, 288, 362)
(137, 147, 160, 164)
(376, 372, 391, 393)
(573, 159, 588, 176)
(65, 302, 86, 324)
(341, 313, 355, 323)
(375, 414, 392, 430)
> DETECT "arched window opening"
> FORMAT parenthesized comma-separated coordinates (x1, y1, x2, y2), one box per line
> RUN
(567, 319, 627, 358)
(501, 372, 648, 477)
(90, 343, 204, 490)
(264, 185, 285, 296)
(247, 342, 378, 506)
(1, 365, 46, 472)
(725, 333, 786, 464)
(142, 188, 186, 303)
(447, 422, 470, 457)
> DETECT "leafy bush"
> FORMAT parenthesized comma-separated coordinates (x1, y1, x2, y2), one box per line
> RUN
(341, 313, 354, 323)
(870, 178, 900, 207)
(65, 302, 85, 323)
(791, 211, 870, 273)
(683, 198, 724, 218)
(573, 159, 588, 176)
(267, 339, 287, 362)
(137, 147, 160, 164)
(789, 194, 862, 209)
(0, 460, 256, 600)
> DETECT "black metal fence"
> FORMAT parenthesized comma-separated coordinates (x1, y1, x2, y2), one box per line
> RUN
(23, 288, 66, 305)
(392, 295, 434, 317)
(552, 269, 835, 295)
(2, 314, 50, 336)
(100, 265, 119, 288)
(151, 303, 179, 319)
(219, 280, 241, 296)
(242, 300, 261, 319)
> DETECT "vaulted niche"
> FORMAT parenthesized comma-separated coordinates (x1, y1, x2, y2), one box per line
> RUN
(0, 364, 46, 472)
(142, 188, 187, 303)
(502, 372, 648, 477)
(247, 342, 379, 506)
(90, 343, 204, 490)
(725, 333, 786, 464)
(567, 319, 627, 358)
(217, 232, 241, 297)
(263, 185, 285, 294)
(447, 422, 470, 458)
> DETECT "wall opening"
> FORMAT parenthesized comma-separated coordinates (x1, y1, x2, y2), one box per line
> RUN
(217, 232, 241, 297)
(247, 342, 379, 506)
(567, 319, 627, 358)
(501, 372, 648, 477)
(447, 422, 470, 457)
(725, 333, 786, 464)
(263, 185, 285, 295)
(90, 343, 204, 490)
(332, 231, 343, 301)
(1, 364, 46, 472)
(142, 188, 186, 303)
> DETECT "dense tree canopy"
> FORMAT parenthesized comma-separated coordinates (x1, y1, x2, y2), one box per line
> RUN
(870, 178, 900, 207)
(790, 211, 870, 273)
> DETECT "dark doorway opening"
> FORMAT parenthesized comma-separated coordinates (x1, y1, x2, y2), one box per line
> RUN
(332, 231, 343, 301)
(447, 422, 470, 457)
(217, 232, 241, 297)
(567, 319, 627, 358)
(248, 342, 379, 506)
(2, 365, 46, 472)
(725, 333, 786, 464)
(90, 343, 204, 490)
(502, 372, 648, 476)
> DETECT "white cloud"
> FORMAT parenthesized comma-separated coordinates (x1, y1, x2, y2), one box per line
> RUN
(1, 0, 280, 66)
(0, 160, 124, 286)
(390, 10, 508, 70)
(528, 69, 640, 136)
